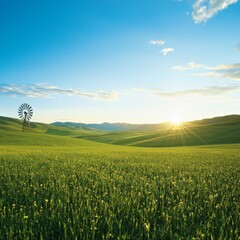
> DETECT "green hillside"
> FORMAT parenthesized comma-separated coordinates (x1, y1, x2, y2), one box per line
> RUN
(78, 115, 240, 147)
(1, 115, 240, 147)
(0, 116, 102, 136)
(52, 120, 178, 131)
(0, 116, 106, 149)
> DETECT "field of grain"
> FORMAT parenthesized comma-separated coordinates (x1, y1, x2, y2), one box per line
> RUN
(0, 145, 239, 239)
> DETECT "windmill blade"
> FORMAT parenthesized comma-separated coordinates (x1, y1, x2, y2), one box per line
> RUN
(18, 103, 33, 123)
(28, 110, 33, 116)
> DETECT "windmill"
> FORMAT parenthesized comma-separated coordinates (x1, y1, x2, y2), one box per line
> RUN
(18, 103, 33, 132)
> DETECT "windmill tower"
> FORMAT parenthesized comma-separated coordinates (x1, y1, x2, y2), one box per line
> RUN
(18, 103, 33, 132)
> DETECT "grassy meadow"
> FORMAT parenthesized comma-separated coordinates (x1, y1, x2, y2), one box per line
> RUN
(0, 117, 240, 239)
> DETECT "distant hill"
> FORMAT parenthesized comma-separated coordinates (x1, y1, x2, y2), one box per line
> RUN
(191, 114, 240, 125)
(0, 115, 100, 137)
(52, 121, 144, 131)
(1, 114, 240, 147)
(52, 115, 240, 131)
(52, 121, 173, 131)
(73, 115, 240, 147)
(0, 116, 109, 148)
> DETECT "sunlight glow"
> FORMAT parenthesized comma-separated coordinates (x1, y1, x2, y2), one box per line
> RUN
(170, 115, 183, 126)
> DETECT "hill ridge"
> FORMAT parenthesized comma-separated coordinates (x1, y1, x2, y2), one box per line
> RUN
(52, 114, 240, 131)
(1, 114, 240, 147)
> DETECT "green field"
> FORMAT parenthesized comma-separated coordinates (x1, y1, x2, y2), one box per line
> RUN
(77, 116, 240, 147)
(0, 117, 240, 239)
(2, 115, 240, 148)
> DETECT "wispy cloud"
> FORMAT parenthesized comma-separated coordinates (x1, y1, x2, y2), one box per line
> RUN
(192, 0, 239, 23)
(238, 43, 240, 51)
(224, 70, 240, 80)
(149, 39, 165, 45)
(172, 62, 240, 71)
(172, 62, 205, 71)
(130, 85, 240, 98)
(150, 39, 175, 56)
(191, 72, 223, 78)
(0, 84, 119, 100)
(192, 71, 240, 80)
(172, 62, 240, 80)
(207, 63, 240, 70)
(161, 48, 175, 56)
(151, 85, 240, 98)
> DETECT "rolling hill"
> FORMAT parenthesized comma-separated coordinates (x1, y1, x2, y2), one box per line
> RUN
(51, 121, 173, 131)
(0, 116, 101, 136)
(52, 121, 139, 131)
(0, 116, 104, 147)
(77, 115, 240, 147)
(52, 115, 240, 132)
(1, 115, 240, 147)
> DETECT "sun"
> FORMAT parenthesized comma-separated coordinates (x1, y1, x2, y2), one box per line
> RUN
(170, 115, 183, 126)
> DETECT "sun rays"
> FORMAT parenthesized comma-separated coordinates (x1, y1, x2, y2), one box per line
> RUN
(167, 120, 206, 146)
(170, 114, 183, 126)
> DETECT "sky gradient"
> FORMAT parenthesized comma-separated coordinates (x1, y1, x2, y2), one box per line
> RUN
(0, 0, 240, 123)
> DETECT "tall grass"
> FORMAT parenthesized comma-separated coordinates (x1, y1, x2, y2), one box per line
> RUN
(0, 147, 240, 239)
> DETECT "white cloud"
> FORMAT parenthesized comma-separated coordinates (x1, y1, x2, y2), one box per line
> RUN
(192, 0, 239, 23)
(191, 72, 223, 78)
(0, 83, 119, 100)
(191, 70, 240, 80)
(129, 85, 239, 98)
(173, 62, 240, 71)
(172, 62, 240, 80)
(207, 63, 240, 70)
(151, 85, 240, 98)
(193, 63, 240, 80)
(161, 48, 175, 56)
(149, 39, 165, 45)
(149, 39, 175, 57)
(224, 70, 240, 80)
(172, 62, 205, 71)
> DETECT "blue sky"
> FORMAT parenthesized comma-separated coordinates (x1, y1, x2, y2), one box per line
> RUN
(0, 0, 240, 123)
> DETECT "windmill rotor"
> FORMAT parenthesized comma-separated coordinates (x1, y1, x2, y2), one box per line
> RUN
(18, 103, 33, 121)
(18, 103, 33, 132)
